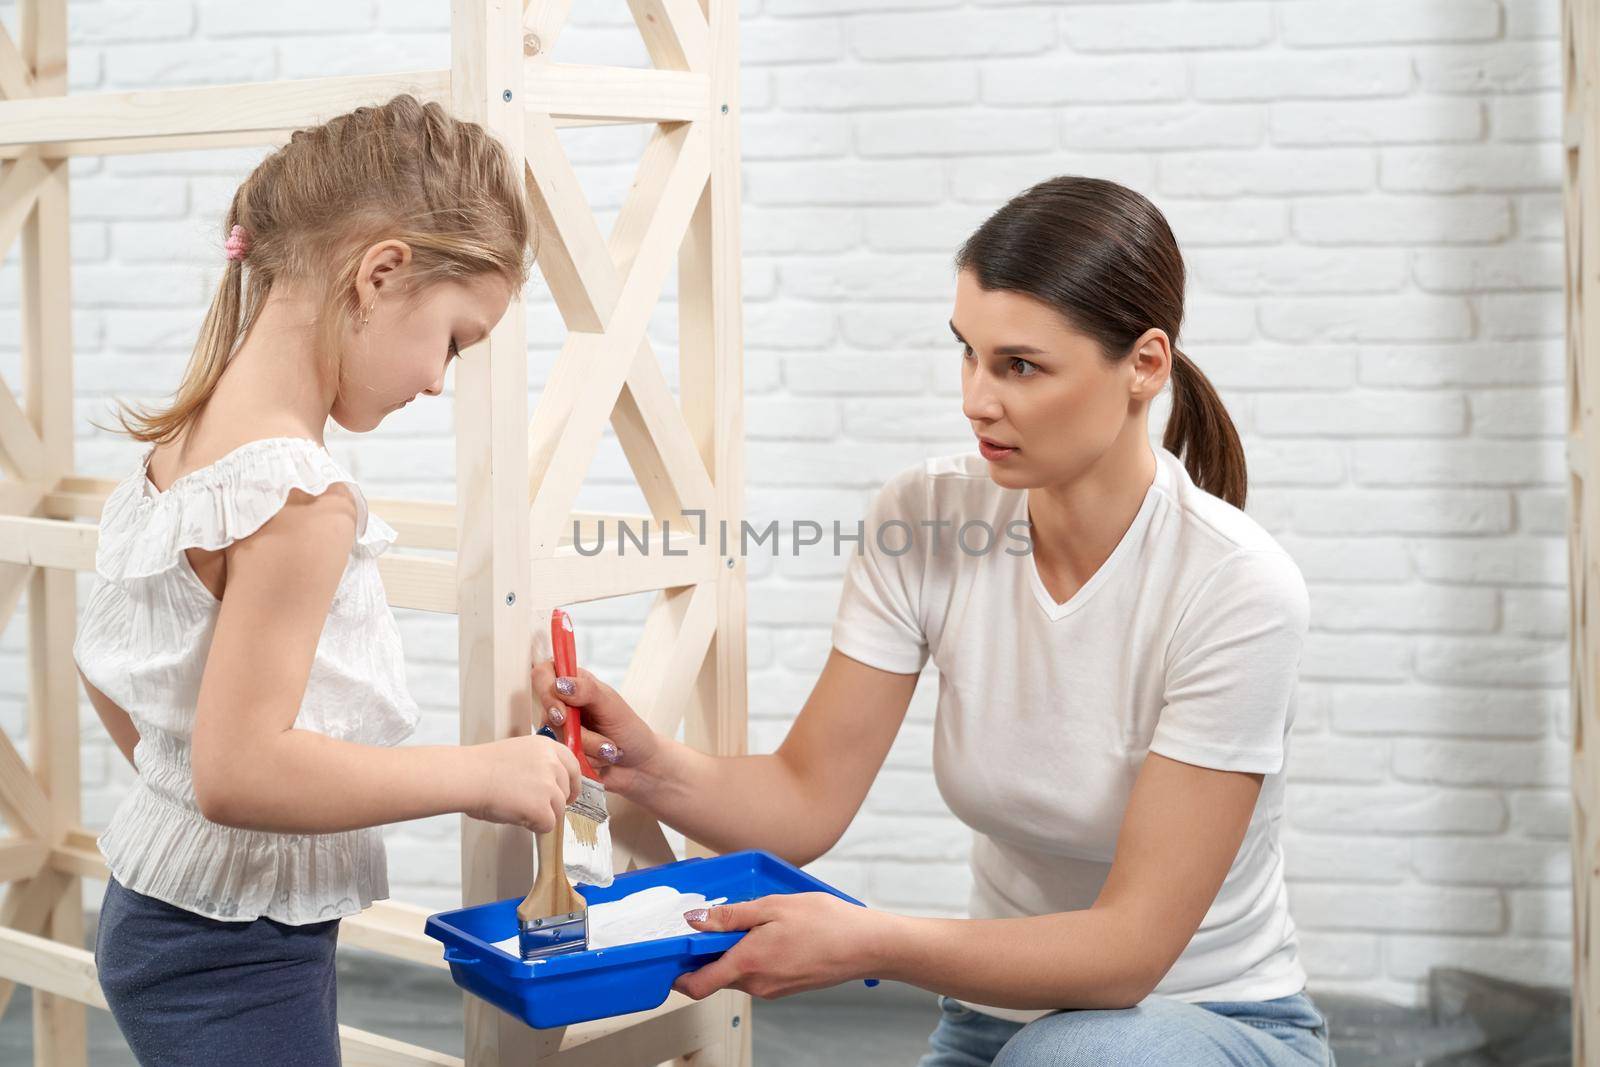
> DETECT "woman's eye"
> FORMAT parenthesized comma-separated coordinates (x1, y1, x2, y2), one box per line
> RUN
(959, 344, 974, 361)
(448, 338, 460, 360)
(1012, 358, 1037, 377)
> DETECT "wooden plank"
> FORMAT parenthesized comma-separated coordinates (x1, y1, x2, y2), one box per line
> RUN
(607, 582, 716, 873)
(0, 66, 707, 150)
(0, 724, 52, 842)
(373, 554, 459, 614)
(0, 23, 35, 103)
(340, 900, 449, 971)
(524, 112, 616, 334)
(628, 0, 711, 74)
(529, 542, 715, 606)
(0, 564, 30, 645)
(0, 515, 712, 609)
(0, 482, 46, 517)
(44, 829, 101, 881)
(0, 70, 451, 147)
(36, 485, 642, 555)
(0, 840, 48, 884)
(340, 1026, 465, 1067)
(0, 924, 103, 1010)
(620, 583, 718, 736)
(524, 64, 709, 126)
(1, 128, 297, 160)
(0, 155, 48, 265)
(545, 995, 722, 1067)
(0, 515, 96, 570)
(524, 0, 577, 56)
(0, 382, 50, 483)
(613, 341, 717, 525)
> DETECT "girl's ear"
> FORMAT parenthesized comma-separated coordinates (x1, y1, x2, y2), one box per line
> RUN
(358, 240, 413, 297)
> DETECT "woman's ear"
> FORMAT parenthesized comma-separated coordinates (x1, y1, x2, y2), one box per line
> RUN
(1128, 330, 1171, 400)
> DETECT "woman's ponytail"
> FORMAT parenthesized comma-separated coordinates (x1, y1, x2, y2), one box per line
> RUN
(1163, 348, 1247, 509)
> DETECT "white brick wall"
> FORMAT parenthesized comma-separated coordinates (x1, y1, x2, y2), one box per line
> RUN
(0, 0, 1569, 1008)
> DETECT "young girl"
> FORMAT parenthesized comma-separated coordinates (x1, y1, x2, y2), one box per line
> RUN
(536, 176, 1336, 1067)
(72, 94, 581, 1066)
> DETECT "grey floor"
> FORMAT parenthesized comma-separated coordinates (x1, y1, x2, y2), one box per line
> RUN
(0, 917, 1571, 1065)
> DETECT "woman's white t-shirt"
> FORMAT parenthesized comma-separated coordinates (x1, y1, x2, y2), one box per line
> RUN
(830, 445, 1311, 1023)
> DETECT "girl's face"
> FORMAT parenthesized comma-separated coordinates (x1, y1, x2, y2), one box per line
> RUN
(952, 268, 1167, 490)
(332, 245, 514, 432)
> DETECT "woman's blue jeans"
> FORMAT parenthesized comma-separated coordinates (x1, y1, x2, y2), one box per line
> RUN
(918, 990, 1335, 1066)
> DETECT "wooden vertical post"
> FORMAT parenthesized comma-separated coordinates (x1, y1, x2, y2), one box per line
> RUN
(1569, 1, 1598, 1063)
(677, 0, 750, 1061)
(451, 2, 542, 1065)
(16, 0, 82, 1062)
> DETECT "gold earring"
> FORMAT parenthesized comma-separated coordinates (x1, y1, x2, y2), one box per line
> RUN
(360, 301, 374, 327)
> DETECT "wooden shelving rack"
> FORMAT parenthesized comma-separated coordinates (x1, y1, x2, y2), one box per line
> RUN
(0, 1, 750, 1063)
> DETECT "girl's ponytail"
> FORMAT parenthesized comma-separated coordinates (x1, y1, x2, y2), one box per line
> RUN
(1163, 347, 1247, 509)
(111, 205, 249, 445)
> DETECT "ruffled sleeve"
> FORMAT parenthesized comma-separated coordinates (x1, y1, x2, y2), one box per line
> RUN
(95, 437, 395, 587)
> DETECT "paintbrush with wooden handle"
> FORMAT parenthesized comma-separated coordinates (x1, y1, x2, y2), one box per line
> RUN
(516, 812, 589, 960)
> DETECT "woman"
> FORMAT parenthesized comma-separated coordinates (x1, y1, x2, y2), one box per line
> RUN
(536, 176, 1334, 1067)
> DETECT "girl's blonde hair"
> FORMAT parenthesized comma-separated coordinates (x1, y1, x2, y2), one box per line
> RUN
(115, 93, 534, 445)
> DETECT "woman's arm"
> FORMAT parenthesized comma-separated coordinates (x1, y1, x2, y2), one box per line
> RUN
(189, 485, 553, 835)
(673, 751, 1264, 1010)
(876, 752, 1264, 1008)
(78, 670, 139, 770)
(536, 649, 920, 867)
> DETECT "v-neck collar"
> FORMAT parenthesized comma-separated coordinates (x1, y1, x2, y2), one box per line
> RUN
(1022, 447, 1171, 622)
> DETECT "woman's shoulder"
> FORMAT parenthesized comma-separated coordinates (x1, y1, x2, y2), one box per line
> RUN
(871, 451, 1009, 516)
(1148, 449, 1308, 627)
(1157, 447, 1292, 562)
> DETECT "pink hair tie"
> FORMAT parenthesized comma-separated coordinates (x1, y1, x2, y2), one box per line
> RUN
(224, 224, 251, 262)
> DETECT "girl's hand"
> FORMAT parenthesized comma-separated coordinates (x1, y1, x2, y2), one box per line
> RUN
(671, 893, 886, 1001)
(467, 734, 580, 833)
(531, 660, 664, 797)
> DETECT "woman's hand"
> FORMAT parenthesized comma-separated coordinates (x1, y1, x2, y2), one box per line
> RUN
(466, 734, 580, 833)
(531, 659, 665, 798)
(671, 893, 889, 1001)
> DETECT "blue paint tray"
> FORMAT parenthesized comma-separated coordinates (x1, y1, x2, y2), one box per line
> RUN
(423, 848, 879, 1029)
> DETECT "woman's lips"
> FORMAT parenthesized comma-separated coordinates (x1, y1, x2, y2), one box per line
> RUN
(978, 438, 1017, 461)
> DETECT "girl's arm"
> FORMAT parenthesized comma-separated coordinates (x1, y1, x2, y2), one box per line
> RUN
(535, 649, 920, 867)
(675, 751, 1265, 1011)
(189, 485, 566, 835)
(78, 670, 139, 770)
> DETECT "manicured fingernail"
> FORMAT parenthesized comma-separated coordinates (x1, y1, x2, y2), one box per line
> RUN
(599, 742, 622, 764)
(548, 705, 565, 726)
(683, 909, 708, 924)
(555, 677, 576, 697)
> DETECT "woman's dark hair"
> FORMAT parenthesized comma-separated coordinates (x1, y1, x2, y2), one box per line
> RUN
(954, 176, 1247, 509)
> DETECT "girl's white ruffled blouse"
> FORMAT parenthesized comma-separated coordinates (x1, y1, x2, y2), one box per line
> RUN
(73, 436, 420, 924)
